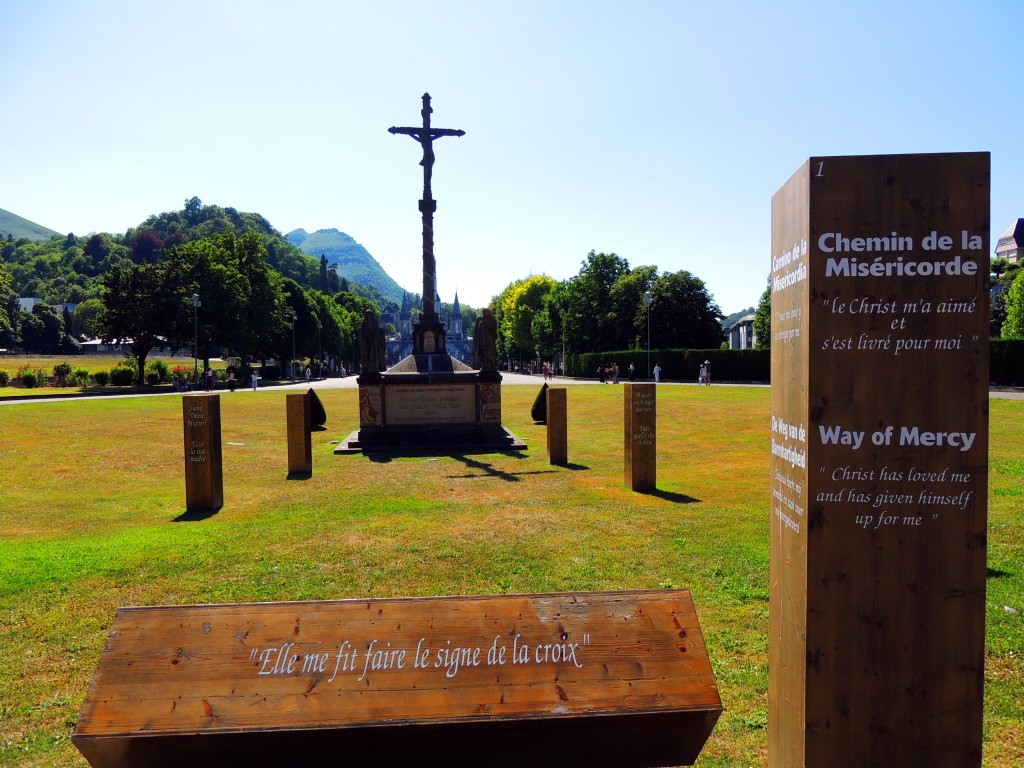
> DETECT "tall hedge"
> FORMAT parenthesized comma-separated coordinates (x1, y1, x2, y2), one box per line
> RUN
(991, 339, 1024, 386)
(565, 341, 1022, 386)
(569, 348, 770, 382)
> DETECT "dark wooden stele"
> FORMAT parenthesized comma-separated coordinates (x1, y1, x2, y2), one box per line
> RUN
(182, 394, 223, 512)
(624, 383, 656, 491)
(286, 392, 312, 475)
(768, 152, 989, 767)
(546, 387, 567, 465)
(73, 591, 721, 768)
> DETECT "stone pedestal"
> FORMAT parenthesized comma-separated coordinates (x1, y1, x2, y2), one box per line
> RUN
(337, 355, 525, 455)
(546, 387, 567, 465)
(182, 394, 223, 512)
(768, 153, 989, 767)
(624, 383, 656, 491)
(286, 393, 312, 475)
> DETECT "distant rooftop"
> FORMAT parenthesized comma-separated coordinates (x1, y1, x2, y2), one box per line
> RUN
(996, 218, 1023, 263)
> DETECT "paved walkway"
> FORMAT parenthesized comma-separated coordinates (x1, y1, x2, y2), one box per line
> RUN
(2, 374, 1021, 404)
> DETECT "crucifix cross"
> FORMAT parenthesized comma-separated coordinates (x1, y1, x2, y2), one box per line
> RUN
(389, 92, 465, 199)
(388, 93, 465, 328)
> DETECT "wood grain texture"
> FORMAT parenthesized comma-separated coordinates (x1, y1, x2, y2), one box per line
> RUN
(182, 394, 222, 512)
(769, 153, 989, 768)
(546, 387, 567, 465)
(74, 590, 721, 768)
(286, 393, 312, 475)
(624, 383, 656, 491)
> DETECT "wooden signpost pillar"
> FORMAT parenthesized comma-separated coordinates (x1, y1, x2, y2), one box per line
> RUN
(546, 387, 567, 465)
(287, 392, 313, 475)
(183, 394, 223, 512)
(624, 383, 656, 491)
(768, 153, 989, 767)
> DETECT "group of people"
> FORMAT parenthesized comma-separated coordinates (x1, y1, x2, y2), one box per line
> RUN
(597, 363, 622, 383)
(637, 360, 712, 385)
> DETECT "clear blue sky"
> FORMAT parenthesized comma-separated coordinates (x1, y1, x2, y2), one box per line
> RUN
(2, 0, 1020, 314)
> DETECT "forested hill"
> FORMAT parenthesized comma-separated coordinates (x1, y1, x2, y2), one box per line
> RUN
(286, 228, 405, 306)
(0, 198, 391, 308)
(0, 207, 61, 241)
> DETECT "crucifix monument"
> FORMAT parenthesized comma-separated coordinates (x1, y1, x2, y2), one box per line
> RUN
(338, 94, 523, 454)
(389, 93, 465, 356)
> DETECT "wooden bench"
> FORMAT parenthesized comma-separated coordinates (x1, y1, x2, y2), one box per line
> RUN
(73, 590, 721, 767)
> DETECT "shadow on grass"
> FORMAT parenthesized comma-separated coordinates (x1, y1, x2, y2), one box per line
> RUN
(447, 453, 558, 483)
(171, 508, 222, 522)
(287, 471, 312, 481)
(987, 567, 1012, 579)
(559, 462, 590, 471)
(637, 488, 702, 504)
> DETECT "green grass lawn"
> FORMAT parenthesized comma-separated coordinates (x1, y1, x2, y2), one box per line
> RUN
(0, 386, 1021, 766)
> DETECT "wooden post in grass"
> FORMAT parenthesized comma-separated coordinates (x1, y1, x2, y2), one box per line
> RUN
(768, 153, 989, 767)
(287, 392, 312, 475)
(624, 383, 656, 491)
(546, 387, 567, 465)
(182, 393, 223, 512)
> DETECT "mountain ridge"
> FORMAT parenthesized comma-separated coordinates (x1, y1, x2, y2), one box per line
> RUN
(0, 207, 61, 241)
(286, 228, 406, 306)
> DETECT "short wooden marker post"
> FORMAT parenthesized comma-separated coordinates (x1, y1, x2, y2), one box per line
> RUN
(182, 393, 223, 512)
(624, 383, 656, 490)
(546, 387, 567, 465)
(286, 392, 312, 475)
(73, 590, 721, 768)
(769, 153, 989, 767)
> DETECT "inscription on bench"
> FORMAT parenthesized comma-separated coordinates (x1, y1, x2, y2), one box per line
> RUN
(74, 590, 720, 768)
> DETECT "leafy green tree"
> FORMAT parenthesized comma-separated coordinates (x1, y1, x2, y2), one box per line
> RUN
(609, 264, 657, 350)
(0, 263, 13, 345)
(184, 196, 203, 226)
(99, 262, 179, 385)
(753, 283, 771, 349)
(562, 251, 631, 353)
(992, 264, 1021, 338)
(72, 297, 106, 339)
(497, 275, 558, 356)
(646, 270, 724, 349)
(1001, 270, 1024, 339)
(21, 303, 66, 354)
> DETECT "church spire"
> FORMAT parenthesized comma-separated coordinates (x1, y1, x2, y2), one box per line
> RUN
(451, 291, 462, 335)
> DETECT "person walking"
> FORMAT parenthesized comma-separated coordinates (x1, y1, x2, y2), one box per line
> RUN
(250, 371, 258, 391)
(653, 363, 662, 383)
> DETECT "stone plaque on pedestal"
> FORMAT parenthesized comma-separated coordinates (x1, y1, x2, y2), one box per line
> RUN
(286, 393, 312, 476)
(768, 152, 989, 767)
(183, 394, 223, 512)
(546, 387, 567, 465)
(624, 383, 656, 491)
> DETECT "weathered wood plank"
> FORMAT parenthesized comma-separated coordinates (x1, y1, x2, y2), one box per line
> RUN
(74, 590, 720, 767)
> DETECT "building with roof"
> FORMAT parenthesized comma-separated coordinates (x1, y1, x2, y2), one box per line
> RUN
(727, 313, 756, 349)
(995, 219, 1023, 264)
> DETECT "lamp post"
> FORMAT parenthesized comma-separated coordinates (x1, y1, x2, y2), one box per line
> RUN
(314, 316, 322, 379)
(644, 290, 653, 380)
(291, 311, 297, 381)
(191, 293, 201, 384)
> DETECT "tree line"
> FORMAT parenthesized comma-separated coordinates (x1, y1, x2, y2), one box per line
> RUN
(750, 256, 1024, 349)
(489, 251, 725, 369)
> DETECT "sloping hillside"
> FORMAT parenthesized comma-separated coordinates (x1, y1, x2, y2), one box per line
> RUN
(286, 228, 406, 305)
(0, 207, 61, 241)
